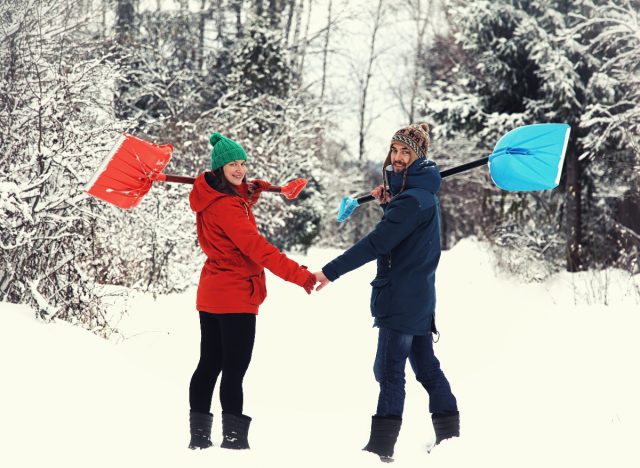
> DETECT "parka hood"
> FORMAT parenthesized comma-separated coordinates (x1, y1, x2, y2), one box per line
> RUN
(386, 158, 441, 195)
(189, 173, 228, 213)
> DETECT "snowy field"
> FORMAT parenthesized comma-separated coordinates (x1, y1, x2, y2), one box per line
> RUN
(1, 239, 639, 468)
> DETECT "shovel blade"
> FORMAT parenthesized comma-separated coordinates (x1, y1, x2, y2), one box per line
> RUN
(85, 134, 174, 209)
(281, 178, 308, 200)
(337, 196, 360, 222)
(489, 123, 570, 192)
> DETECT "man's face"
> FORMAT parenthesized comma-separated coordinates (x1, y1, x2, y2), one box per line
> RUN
(390, 142, 416, 173)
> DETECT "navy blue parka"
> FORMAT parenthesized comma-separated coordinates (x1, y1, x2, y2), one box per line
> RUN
(322, 159, 442, 335)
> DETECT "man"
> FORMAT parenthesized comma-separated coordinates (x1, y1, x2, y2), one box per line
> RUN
(314, 123, 459, 462)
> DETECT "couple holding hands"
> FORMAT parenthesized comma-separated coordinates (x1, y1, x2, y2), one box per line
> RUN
(187, 125, 459, 462)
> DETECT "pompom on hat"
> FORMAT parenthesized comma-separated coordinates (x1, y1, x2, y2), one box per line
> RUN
(209, 132, 247, 171)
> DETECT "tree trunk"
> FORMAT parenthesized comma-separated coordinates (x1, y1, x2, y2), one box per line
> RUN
(101, 0, 109, 37)
(358, 0, 385, 161)
(234, 0, 244, 37)
(115, 0, 136, 40)
(284, 0, 296, 44)
(198, 0, 212, 70)
(297, 0, 313, 79)
(410, 0, 432, 122)
(320, 0, 332, 102)
(269, 0, 279, 28)
(389, 0, 432, 123)
(114, 0, 137, 119)
(565, 146, 583, 271)
(440, 203, 449, 250)
(289, 0, 303, 51)
(214, 0, 225, 42)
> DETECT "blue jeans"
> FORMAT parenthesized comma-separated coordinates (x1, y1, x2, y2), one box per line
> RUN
(374, 324, 458, 417)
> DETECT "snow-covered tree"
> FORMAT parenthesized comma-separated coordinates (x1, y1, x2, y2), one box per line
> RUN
(0, 0, 130, 333)
(188, 23, 327, 251)
(572, 0, 640, 273)
(420, 0, 639, 275)
(110, 10, 328, 254)
(81, 4, 204, 297)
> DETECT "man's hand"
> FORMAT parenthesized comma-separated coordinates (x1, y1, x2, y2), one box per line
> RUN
(371, 185, 390, 204)
(313, 271, 330, 291)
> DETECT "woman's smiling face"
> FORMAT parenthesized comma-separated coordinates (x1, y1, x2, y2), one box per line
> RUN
(222, 160, 247, 186)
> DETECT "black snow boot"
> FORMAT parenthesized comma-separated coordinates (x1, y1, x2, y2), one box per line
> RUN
(220, 412, 252, 450)
(363, 415, 402, 463)
(432, 411, 460, 445)
(188, 411, 213, 450)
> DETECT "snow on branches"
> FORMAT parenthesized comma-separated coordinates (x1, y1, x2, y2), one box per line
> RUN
(419, 0, 640, 274)
(1, 0, 127, 334)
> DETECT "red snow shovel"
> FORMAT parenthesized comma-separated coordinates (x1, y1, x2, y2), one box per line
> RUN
(85, 133, 308, 209)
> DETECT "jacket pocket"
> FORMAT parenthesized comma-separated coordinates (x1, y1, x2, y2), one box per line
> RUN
(248, 272, 267, 306)
(370, 277, 392, 317)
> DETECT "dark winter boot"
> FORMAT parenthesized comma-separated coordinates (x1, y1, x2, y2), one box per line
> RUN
(363, 415, 402, 462)
(220, 413, 252, 450)
(188, 411, 213, 450)
(432, 411, 460, 445)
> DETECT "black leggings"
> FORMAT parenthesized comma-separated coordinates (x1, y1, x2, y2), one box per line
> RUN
(189, 312, 256, 415)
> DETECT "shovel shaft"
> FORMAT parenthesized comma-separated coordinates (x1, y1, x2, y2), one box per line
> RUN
(163, 174, 196, 184)
(439, 156, 489, 178)
(162, 174, 283, 192)
(355, 157, 490, 205)
(357, 194, 375, 204)
(88, 132, 308, 210)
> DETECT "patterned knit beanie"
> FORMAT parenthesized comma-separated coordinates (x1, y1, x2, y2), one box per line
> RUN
(383, 123, 430, 169)
(210, 132, 247, 170)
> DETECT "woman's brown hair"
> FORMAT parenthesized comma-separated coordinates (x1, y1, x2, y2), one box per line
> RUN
(206, 169, 242, 196)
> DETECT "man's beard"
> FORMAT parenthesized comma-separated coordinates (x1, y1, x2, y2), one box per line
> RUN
(392, 162, 407, 173)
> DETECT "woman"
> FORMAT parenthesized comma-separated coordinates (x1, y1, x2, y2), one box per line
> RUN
(187, 132, 316, 450)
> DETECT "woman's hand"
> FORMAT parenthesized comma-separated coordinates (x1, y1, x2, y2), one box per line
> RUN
(247, 179, 271, 205)
(302, 271, 317, 294)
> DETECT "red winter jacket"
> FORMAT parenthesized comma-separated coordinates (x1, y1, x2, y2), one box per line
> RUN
(189, 173, 314, 314)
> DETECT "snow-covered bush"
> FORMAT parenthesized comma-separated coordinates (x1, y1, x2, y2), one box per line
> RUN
(0, 0, 128, 334)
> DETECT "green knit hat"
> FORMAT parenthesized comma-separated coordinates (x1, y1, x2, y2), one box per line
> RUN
(209, 132, 247, 170)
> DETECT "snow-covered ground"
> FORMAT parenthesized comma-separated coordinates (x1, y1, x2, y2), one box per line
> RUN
(1, 239, 639, 468)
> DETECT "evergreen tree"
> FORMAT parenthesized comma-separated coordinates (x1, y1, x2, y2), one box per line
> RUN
(191, 22, 326, 251)
(109, 8, 329, 257)
(573, 0, 640, 273)
(420, 0, 639, 275)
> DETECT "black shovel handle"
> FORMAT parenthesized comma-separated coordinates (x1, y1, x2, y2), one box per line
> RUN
(163, 174, 196, 184)
(439, 156, 489, 178)
(162, 174, 281, 192)
(355, 157, 489, 205)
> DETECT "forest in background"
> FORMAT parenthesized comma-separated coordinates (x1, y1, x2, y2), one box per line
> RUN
(1, 0, 638, 335)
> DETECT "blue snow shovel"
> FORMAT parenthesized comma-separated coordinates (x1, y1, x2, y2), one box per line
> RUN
(337, 123, 571, 222)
